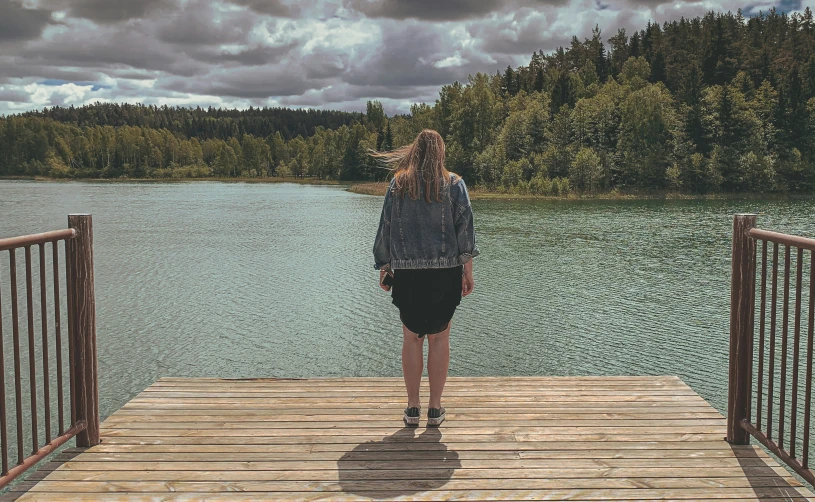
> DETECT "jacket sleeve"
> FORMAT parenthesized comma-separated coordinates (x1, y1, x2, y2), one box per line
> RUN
(372, 183, 393, 271)
(452, 178, 480, 264)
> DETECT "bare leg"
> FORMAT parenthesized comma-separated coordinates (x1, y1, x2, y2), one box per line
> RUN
(402, 325, 424, 408)
(427, 323, 451, 409)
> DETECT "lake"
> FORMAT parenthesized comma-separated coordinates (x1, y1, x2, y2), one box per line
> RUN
(1, 180, 814, 426)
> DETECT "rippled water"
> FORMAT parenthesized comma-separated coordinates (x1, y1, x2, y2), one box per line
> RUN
(1, 180, 814, 428)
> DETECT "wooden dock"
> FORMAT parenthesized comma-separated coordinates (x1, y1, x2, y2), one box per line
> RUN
(6, 376, 815, 501)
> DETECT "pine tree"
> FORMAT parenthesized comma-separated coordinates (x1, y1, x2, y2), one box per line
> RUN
(629, 33, 640, 58)
(384, 122, 394, 151)
(608, 28, 629, 79)
(681, 63, 703, 105)
(503, 66, 516, 95)
(650, 51, 667, 84)
(783, 64, 807, 155)
(805, 55, 815, 100)
(590, 25, 608, 82)
(534, 69, 545, 93)
(550, 71, 574, 115)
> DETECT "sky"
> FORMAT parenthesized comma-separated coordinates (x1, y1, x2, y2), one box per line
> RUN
(0, 0, 812, 116)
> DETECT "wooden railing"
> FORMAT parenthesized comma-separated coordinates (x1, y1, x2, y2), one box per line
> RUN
(728, 213, 815, 485)
(0, 215, 99, 488)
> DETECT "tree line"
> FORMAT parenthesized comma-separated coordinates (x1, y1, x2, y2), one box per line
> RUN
(2, 8, 815, 194)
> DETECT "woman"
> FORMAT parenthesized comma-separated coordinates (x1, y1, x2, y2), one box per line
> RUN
(372, 129, 479, 427)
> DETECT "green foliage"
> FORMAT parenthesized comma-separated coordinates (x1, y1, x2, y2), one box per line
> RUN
(620, 57, 651, 90)
(570, 147, 604, 192)
(366, 101, 386, 130)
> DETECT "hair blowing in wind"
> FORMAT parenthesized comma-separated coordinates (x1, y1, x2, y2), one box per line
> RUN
(372, 129, 460, 203)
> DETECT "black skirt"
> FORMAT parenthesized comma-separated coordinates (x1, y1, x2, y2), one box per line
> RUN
(391, 266, 463, 337)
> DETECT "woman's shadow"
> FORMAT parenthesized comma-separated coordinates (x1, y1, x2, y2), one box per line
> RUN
(337, 426, 461, 499)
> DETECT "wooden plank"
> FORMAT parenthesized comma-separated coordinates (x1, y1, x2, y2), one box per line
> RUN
(11, 491, 814, 501)
(43, 461, 797, 477)
(53, 454, 782, 469)
(148, 377, 690, 390)
(310, 442, 763, 452)
(113, 405, 723, 414)
(98, 418, 727, 428)
(144, 386, 697, 394)
(78, 445, 773, 460)
(133, 390, 702, 398)
(125, 395, 710, 404)
(108, 409, 719, 419)
(132, 388, 705, 396)
(156, 376, 685, 382)
(93, 438, 743, 449)
(121, 401, 714, 410)
(97, 433, 729, 444)
(81, 442, 771, 453)
(97, 433, 524, 444)
(99, 425, 727, 435)
(35, 470, 800, 486)
(18, 479, 811, 493)
(110, 410, 725, 419)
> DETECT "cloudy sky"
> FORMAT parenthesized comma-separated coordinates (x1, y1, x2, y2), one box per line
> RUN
(0, 0, 811, 116)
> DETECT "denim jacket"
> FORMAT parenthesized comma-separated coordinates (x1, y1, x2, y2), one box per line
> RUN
(373, 174, 479, 271)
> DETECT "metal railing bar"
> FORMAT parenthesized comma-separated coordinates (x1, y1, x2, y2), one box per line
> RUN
(751, 229, 815, 252)
(0, 261, 7, 475)
(768, 242, 779, 441)
(65, 240, 76, 426)
(0, 230, 76, 253)
(0, 421, 86, 490)
(52, 243, 64, 436)
(742, 419, 815, 486)
(38, 243, 51, 444)
(9, 250, 24, 466)
(790, 247, 803, 459)
(758, 239, 767, 429)
(779, 244, 791, 450)
(805, 250, 815, 469)
(23, 246, 38, 455)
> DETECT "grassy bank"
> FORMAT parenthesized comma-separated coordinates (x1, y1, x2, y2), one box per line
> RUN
(347, 181, 814, 201)
(5, 176, 810, 201)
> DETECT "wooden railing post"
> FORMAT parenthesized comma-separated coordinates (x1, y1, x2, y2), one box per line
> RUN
(727, 213, 757, 444)
(67, 214, 100, 447)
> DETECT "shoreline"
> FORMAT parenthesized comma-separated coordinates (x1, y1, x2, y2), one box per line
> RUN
(3, 176, 812, 201)
(346, 181, 814, 202)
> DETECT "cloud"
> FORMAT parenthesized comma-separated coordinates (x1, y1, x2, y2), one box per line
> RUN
(0, 1, 53, 42)
(0, 88, 32, 103)
(19, 20, 194, 75)
(38, 0, 175, 24)
(0, 0, 797, 116)
(154, 1, 256, 46)
(229, 0, 291, 16)
(345, 0, 505, 20)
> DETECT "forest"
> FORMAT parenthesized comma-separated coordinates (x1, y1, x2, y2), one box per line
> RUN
(2, 8, 815, 195)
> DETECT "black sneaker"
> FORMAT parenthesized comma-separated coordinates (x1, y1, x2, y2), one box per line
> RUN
(403, 407, 420, 426)
(427, 407, 446, 426)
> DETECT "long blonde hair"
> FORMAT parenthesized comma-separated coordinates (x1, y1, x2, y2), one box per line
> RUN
(372, 129, 458, 203)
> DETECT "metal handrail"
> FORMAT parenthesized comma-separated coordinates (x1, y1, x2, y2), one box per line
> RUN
(728, 214, 815, 486)
(0, 229, 76, 253)
(750, 228, 815, 252)
(0, 216, 99, 489)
